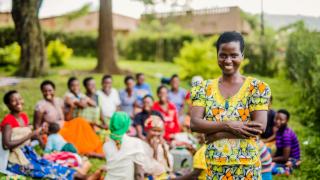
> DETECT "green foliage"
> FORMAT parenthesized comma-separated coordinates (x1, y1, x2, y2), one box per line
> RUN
(44, 31, 97, 57)
(47, 40, 73, 67)
(0, 42, 20, 65)
(64, 3, 91, 21)
(174, 36, 249, 80)
(0, 27, 97, 57)
(285, 23, 320, 129)
(174, 36, 219, 80)
(244, 27, 279, 76)
(240, 12, 280, 76)
(0, 27, 16, 48)
(117, 20, 196, 62)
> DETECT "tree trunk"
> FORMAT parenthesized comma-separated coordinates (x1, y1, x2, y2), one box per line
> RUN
(95, 0, 121, 74)
(11, 0, 47, 77)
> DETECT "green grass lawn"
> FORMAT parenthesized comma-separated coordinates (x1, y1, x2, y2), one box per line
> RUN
(0, 56, 317, 179)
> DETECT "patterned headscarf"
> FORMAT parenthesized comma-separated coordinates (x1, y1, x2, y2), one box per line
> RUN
(109, 112, 131, 145)
(144, 115, 164, 131)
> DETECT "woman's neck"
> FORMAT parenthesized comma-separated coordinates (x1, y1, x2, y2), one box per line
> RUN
(221, 72, 242, 83)
(70, 90, 79, 96)
(86, 91, 95, 97)
(126, 88, 133, 95)
(159, 100, 167, 105)
(10, 111, 20, 118)
(172, 87, 179, 93)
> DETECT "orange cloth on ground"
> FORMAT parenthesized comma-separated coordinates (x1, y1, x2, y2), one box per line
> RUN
(59, 117, 103, 155)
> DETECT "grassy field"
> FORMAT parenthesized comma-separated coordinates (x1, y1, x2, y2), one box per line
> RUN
(0, 56, 317, 179)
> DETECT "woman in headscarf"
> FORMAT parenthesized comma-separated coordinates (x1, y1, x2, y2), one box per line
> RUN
(33, 79, 103, 157)
(142, 115, 174, 179)
(103, 112, 165, 180)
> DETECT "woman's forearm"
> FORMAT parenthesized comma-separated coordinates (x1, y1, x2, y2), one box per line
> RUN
(191, 116, 229, 134)
(2, 126, 33, 150)
(190, 106, 229, 134)
(206, 132, 242, 143)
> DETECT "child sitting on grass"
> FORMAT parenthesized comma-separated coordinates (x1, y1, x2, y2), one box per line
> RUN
(45, 122, 77, 153)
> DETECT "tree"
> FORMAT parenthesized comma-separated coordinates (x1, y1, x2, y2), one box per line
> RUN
(95, 0, 121, 74)
(11, 0, 47, 77)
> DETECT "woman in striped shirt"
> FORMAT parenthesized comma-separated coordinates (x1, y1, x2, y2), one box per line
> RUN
(259, 140, 272, 180)
(272, 109, 301, 175)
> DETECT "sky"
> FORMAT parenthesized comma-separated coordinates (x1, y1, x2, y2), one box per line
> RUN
(0, 0, 319, 19)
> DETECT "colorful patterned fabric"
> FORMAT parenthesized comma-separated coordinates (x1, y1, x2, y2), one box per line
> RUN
(44, 151, 81, 168)
(206, 162, 261, 180)
(259, 141, 272, 173)
(191, 77, 271, 167)
(7, 146, 76, 179)
(80, 106, 100, 124)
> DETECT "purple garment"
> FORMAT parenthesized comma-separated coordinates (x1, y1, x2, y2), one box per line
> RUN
(275, 127, 300, 160)
(119, 89, 138, 116)
(168, 88, 187, 113)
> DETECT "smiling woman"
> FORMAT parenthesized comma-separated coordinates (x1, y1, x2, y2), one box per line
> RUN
(190, 31, 272, 179)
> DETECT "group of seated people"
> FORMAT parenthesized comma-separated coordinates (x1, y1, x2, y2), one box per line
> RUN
(0, 73, 301, 180)
(259, 98, 301, 177)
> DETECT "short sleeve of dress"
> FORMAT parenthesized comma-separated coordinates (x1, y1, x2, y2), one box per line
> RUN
(133, 114, 142, 127)
(1, 115, 15, 129)
(191, 80, 206, 107)
(193, 145, 207, 170)
(249, 79, 271, 112)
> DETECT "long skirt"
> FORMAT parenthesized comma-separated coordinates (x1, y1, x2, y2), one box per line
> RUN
(206, 163, 261, 180)
(7, 146, 76, 179)
(60, 117, 104, 155)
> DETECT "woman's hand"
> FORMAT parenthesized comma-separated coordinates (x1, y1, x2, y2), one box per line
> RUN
(31, 127, 42, 138)
(226, 121, 262, 138)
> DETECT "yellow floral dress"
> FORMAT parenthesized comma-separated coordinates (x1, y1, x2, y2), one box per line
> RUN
(191, 77, 271, 180)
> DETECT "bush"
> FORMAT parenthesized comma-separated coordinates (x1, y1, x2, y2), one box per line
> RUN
(244, 28, 279, 76)
(174, 36, 249, 80)
(0, 27, 16, 48)
(118, 20, 196, 62)
(44, 31, 97, 57)
(0, 42, 20, 65)
(285, 22, 320, 130)
(0, 27, 97, 57)
(47, 40, 73, 67)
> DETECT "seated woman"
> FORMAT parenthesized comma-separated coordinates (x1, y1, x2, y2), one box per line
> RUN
(0, 90, 90, 179)
(152, 85, 180, 142)
(33, 79, 103, 157)
(133, 95, 163, 141)
(103, 112, 165, 180)
(119, 75, 139, 119)
(142, 115, 174, 179)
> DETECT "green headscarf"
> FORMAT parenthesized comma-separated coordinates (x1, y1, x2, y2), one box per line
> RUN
(109, 112, 131, 144)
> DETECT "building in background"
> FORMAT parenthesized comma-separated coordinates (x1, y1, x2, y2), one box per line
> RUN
(41, 11, 139, 35)
(0, 11, 139, 35)
(143, 6, 252, 36)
